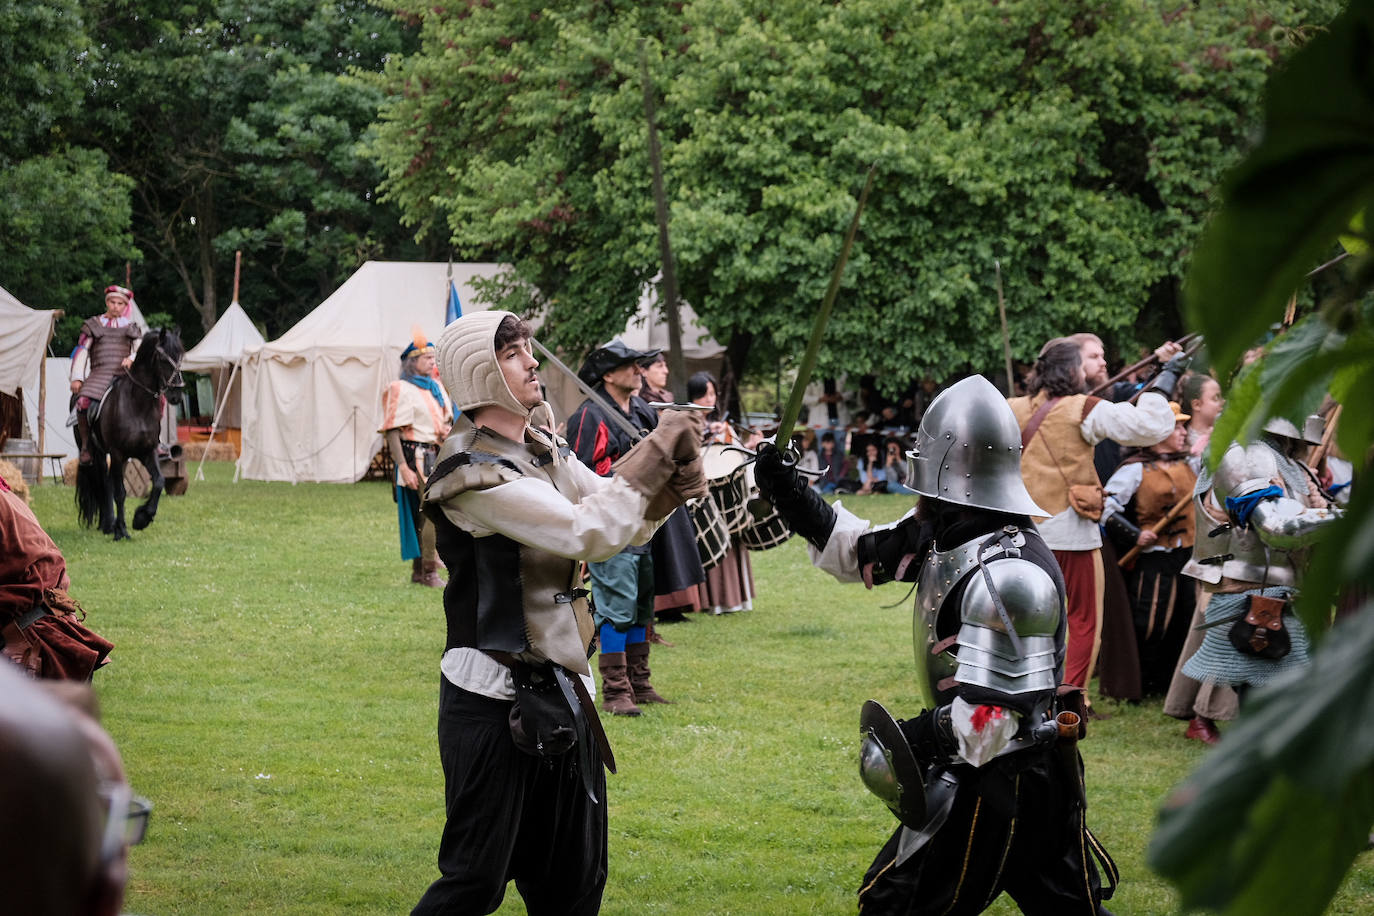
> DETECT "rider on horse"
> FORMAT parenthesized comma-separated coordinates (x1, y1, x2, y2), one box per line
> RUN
(70, 286, 142, 465)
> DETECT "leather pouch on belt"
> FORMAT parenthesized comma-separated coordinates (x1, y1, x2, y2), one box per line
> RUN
(1067, 484, 1105, 521)
(1227, 594, 1291, 659)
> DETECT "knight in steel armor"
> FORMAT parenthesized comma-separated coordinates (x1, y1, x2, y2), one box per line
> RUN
(755, 374, 1117, 916)
(69, 286, 142, 464)
(410, 311, 705, 916)
(1178, 416, 1341, 701)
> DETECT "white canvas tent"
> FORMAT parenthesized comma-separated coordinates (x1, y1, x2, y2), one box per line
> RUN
(237, 261, 729, 483)
(0, 284, 58, 398)
(182, 300, 266, 478)
(238, 261, 505, 483)
(1, 286, 62, 477)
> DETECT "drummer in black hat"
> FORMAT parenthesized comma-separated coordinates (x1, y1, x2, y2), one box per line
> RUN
(566, 340, 672, 717)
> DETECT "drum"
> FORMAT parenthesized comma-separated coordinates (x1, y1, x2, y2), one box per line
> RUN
(703, 444, 750, 534)
(688, 496, 730, 570)
(739, 503, 795, 551)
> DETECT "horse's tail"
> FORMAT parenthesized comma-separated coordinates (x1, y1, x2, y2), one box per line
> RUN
(74, 444, 108, 529)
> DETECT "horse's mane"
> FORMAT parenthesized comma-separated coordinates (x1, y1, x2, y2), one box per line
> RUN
(131, 327, 184, 371)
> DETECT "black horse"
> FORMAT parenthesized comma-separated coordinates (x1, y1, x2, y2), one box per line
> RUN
(75, 328, 185, 540)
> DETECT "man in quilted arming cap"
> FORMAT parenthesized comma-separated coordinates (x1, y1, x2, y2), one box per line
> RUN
(381, 330, 453, 587)
(69, 286, 142, 465)
(409, 311, 705, 915)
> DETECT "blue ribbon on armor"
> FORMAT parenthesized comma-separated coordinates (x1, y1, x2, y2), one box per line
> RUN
(1225, 485, 1283, 529)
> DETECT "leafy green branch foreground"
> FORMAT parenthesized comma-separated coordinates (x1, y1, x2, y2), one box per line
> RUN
(32, 471, 1374, 914)
(1147, 1, 1374, 914)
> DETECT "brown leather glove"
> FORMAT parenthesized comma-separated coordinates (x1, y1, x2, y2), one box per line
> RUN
(612, 410, 705, 517)
(644, 452, 708, 520)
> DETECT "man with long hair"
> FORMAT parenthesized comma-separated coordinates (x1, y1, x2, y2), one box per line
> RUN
(1007, 339, 1187, 704)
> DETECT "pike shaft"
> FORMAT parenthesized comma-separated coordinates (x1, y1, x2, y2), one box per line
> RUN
(774, 164, 877, 448)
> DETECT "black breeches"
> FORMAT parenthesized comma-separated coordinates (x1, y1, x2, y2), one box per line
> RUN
(858, 751, 1114, 916)
(411, 679, 607, 916)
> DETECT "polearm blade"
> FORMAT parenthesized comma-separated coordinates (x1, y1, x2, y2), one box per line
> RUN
(530, 336, 645, 443)
(774, 164, 878, 451)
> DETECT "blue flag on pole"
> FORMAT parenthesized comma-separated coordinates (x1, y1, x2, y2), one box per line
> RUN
(446, 280, 463, 325)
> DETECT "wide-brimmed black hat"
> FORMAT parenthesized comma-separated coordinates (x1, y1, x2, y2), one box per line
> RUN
(577, 339, 660, 386)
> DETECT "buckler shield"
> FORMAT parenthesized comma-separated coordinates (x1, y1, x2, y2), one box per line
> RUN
(859, 700, 926, 828)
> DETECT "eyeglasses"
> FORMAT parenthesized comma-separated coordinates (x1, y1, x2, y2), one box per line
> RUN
(98, 782, 152, 863)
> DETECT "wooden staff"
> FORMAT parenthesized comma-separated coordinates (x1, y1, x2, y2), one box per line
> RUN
(1307, 403, 1342, 468)
(1089, 332, 1199, 397)
(1126, 337, 1206, 404)
(1118, 491, 1192, 567)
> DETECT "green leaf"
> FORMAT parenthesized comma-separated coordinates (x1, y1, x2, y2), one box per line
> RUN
(1149, 605, 1374, 916)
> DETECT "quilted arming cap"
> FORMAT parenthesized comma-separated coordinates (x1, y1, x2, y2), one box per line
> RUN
(437, 310, 534, 418)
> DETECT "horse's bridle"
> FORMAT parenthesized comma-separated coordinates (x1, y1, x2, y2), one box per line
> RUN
(122, 344, 184, 398)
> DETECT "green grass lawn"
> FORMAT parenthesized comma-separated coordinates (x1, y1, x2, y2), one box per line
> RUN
(28, 465, 1374, 914)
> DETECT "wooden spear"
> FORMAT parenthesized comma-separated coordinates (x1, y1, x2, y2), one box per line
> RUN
(1118, 491, 1193, 567)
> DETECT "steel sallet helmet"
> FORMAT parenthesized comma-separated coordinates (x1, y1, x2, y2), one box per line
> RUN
(906, 374, 1049, 516)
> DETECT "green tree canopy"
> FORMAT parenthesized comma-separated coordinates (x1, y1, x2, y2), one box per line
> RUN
(68, 0, 443, 341)
(1148, 2, 1374, 912)
(0, 0, 138, 317)
(370, 0, 1342, 393)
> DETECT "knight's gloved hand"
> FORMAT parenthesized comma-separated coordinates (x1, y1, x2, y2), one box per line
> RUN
(612, 410, 705, 517)
(1147, 352, 1191, 397)
(899, 705, 956, 762)
(645, 452, 708, 520)
(754, 441, 837, 550)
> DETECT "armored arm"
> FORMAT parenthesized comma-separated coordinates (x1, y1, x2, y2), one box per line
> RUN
(855, 513, 934, 586)
(1102, 511, 1143, 552)
(754, 442, 837, 550)
(1212, 441, 1339, 550)
(1246, 497, 1340, 550)
(1146, 352, 1191, 397)
(953, 554, 1063, 708)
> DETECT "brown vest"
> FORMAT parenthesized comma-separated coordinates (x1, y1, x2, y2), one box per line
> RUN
(1136, 459, 1197, 548)
(1008, 392, 1101, 516)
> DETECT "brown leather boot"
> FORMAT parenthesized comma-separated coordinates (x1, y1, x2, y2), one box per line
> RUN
(410, 558, 426, 584)
(598, 652, 641, 717)
(416, 557, 444, 588)
(626, 641, 671, 704)
(77, 410, 93, 465)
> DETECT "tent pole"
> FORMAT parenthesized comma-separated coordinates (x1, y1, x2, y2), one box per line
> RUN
(195, 361, 238, 482)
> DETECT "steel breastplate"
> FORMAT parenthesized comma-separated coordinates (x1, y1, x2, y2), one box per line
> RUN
(912, 529, 1025, 705)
